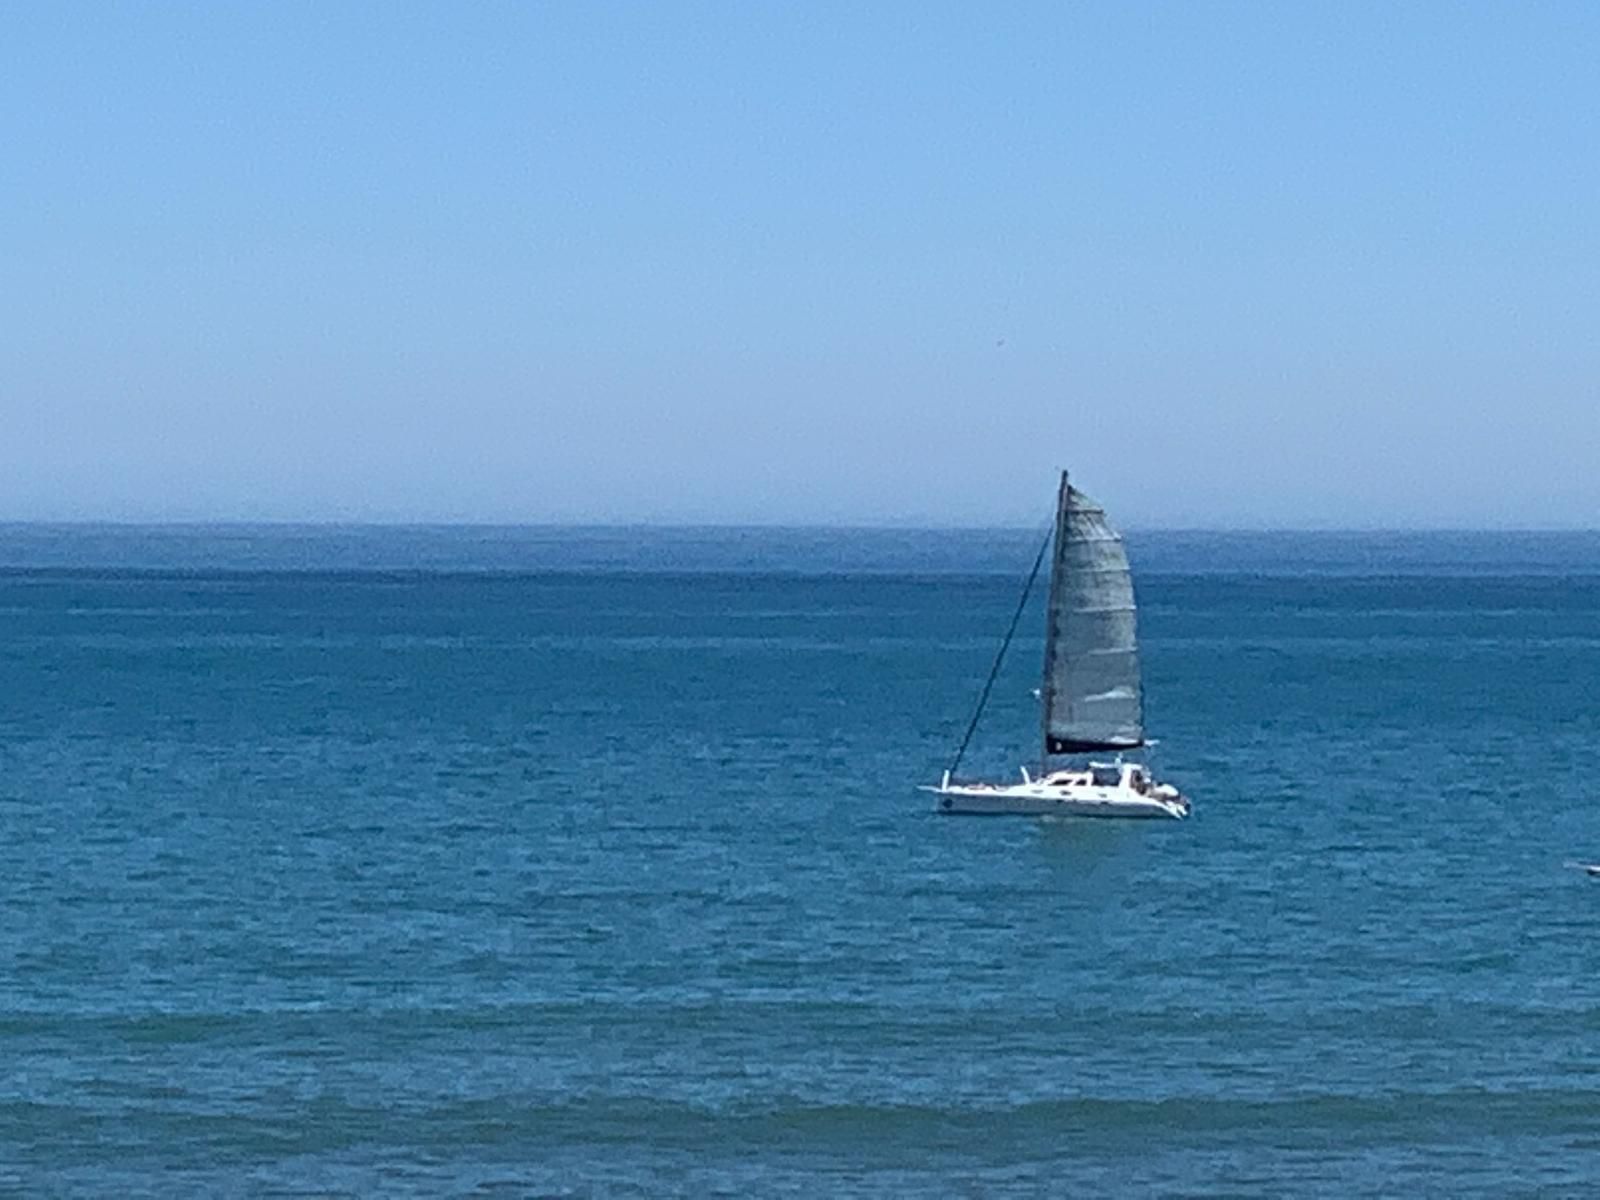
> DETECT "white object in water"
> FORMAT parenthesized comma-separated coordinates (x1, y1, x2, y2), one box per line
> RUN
(929, 471, 1189, 821)
(924, 762, 1188, 820)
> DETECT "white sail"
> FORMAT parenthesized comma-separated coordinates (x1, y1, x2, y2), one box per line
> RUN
(1040, 476, 1144, 754)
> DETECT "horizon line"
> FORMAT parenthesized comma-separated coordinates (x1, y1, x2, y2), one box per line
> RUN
(2, 519, 1598, 536)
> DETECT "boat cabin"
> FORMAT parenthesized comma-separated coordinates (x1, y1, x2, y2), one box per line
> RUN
(1039, 762, 1151, 793)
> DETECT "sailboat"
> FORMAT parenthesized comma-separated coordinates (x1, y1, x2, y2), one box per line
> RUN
(927, 471, 1189, 819)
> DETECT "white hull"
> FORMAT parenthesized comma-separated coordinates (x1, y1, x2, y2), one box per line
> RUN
(925, 765, 1188, 820)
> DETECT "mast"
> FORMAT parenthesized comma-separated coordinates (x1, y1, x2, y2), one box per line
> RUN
(1039, 470, 1071, 769)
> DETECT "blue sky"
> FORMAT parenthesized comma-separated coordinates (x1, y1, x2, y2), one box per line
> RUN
(4, 2, 1597, 526)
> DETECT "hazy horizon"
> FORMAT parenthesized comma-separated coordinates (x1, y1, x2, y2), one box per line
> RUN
(7, 521, 1600, 579)
(7, 4, 1598, 527)
(4, 517, 1600, 534)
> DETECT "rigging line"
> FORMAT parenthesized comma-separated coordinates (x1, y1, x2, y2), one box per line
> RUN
(947, 522, 1054, 779)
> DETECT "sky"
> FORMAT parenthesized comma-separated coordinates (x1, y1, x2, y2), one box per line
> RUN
(4, 1, 1597, 527)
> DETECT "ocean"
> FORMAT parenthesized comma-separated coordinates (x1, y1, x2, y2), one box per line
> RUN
(3, 526, 1599, 1196)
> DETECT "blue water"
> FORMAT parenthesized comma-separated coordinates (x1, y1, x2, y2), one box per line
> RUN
(3, 528, 1600, 1195)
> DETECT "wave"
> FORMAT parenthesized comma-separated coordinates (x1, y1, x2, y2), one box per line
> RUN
(7, 1088, 1598, 1160)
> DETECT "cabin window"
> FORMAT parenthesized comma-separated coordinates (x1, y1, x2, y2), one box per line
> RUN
(1091, 766, 1120, 787)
